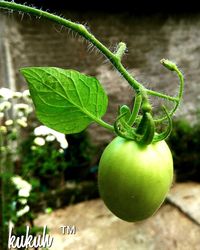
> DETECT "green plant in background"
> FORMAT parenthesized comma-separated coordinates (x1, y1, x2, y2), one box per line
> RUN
(20, 127, 96, 189)
(64, 131, 97, 181)
(20, 133, 67, 190)
(167, 118, 200, 182)
(20, 123, 68, 188)
(9, 175, 44, 240)
(0, 87, 34, 249)
(0, 87, 69, 248)
(0, 0, 184, 226)
(0, 86, 96, 248)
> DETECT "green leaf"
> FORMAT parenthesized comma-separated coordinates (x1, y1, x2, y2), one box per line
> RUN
(20, 67, 108, 134)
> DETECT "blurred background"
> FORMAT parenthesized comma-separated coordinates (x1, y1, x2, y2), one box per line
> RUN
(1, 1, 200, 249)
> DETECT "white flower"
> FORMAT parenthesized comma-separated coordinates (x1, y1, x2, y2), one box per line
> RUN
(5, 119, 13, 126)
(34, 125, 68, 149)
(34, 137, 45, 146)
(11, 176, 22, 188)
(27, 106, 33, 114)
(11, 176, 32, 206)
(8, 220, 15, 229)
(0, 101, 11, 111)
(16, 205, 30, 217)
(22, 90, 32, 103)
(22, 89, 30, 98)
(19, 198, 28, 205)
(46, 135, 56, 142)
(16, 118, 28, 127)
(57, 135, 68, 149)
(11, 176, 32, 191)
(18, 188, 31, 197)
(14, 103, 32, 114)
(17, 111, 25, 117)
(0, 112, 4, 119)
(15, 103, 29, 110)
(31, 145, 37, 151)
(13, 92, 22, 99)
(0, 88, 13, 100)
(0, 126, 7, 133)
(59, 148, 64, 153)
(34, 125, 52, 136)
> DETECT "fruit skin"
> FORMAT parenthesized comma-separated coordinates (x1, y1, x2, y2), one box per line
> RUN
(98, 136, 173, 222)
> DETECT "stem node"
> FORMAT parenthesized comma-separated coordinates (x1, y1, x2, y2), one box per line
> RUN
(115, 42, 127, 60)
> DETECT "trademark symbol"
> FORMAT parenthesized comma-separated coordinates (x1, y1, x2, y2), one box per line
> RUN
(60, 225, 76, 235)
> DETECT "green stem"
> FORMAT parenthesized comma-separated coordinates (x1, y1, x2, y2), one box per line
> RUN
(154, 63, 184, 123)
(177, 68, 184, 100)
(0, 1, 141, 91)
(128, 93, 142, 125)
(95, 118, 114, 132)
(153, 105, 172, 142)
(138, 112, 155, 145)
(115, 42, 127, 60)
(146, 89, 179, 102)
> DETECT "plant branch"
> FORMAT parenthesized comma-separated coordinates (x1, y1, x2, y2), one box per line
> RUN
(115, 42, 127, 60)
(154, 59, 184, 123)
(146, 89, 179, 102)
(0, 1, 141, 91)
(93, 118, 115, 132)
(128, 93, 142, 126)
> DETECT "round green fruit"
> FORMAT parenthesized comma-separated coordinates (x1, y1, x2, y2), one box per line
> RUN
(98, 136, 173, 222)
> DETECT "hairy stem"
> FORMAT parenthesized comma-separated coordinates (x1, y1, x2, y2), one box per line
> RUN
(147, 89, 179, 102)
(115, 42, 127, 60)
(0, 1, 141, 91)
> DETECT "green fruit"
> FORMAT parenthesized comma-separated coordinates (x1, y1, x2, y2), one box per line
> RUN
(98, 136, 173, 222)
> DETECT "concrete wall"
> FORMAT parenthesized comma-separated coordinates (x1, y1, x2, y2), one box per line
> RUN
(0, 11, 200, 144)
